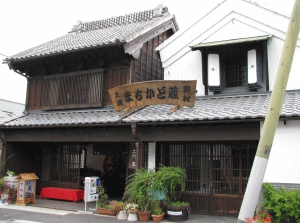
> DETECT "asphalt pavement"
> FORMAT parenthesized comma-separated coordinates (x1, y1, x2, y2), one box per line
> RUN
(0, 203, 238, 223)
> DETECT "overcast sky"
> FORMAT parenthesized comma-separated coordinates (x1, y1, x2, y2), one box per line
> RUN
(0, 0, 296, 104)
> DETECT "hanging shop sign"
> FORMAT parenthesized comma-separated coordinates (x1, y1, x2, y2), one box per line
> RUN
(108, 80, 197, 112)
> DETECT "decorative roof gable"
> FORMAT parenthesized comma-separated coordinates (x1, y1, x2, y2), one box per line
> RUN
(156, 0, 294, 68)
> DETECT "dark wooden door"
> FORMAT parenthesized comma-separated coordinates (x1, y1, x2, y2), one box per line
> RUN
(40, 144, 81, 190)
(157, 142, 256, 216)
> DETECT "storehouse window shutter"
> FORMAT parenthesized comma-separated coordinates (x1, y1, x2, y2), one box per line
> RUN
(247, 49, 262, 89)
(207, 54, 221, 92)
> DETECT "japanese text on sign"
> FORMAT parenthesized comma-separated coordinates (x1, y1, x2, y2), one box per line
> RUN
(108, 80, 197, 111)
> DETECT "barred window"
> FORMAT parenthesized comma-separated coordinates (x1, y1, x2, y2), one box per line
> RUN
(42, 69, 103, 110)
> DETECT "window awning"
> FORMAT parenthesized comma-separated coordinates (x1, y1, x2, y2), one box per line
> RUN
(190, 35, 272, 50)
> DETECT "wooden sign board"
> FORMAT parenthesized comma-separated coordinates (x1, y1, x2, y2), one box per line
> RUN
(15, 173, 39, 206)
(109, 80, 197, 112)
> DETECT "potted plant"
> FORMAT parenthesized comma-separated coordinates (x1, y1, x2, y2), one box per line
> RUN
(6, 170, 15, 177)
(115, 201, 128, 220)
(111, 200, 126, 214)
(156, 166, 190, 221)
(126, 202, 139, 213)
(126, 202, 139, 221)
(151, 203, 165, 222)
(126, 168, 154, 221)
(164, 199, 190, 221)
(137, 195, 151, 222)
(96, 184, 116, 216)
(0, 186, 10, 205)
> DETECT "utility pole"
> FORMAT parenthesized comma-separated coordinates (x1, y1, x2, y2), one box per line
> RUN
(237, 0, 300, 222)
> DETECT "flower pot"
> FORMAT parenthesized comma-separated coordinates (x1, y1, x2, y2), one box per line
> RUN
(127, 212, 138, 221)
(138, 211, 150, 222)
(0, 194, 9, 205)
(128, 208, 138, 213)
(165, 205, 190, 221)
(7, 192, 13, 204)
(151, 212, 165, 222)
(96, 208, 116, 216)
(117, 210, 128, 220)
(116, 206, 121, 213)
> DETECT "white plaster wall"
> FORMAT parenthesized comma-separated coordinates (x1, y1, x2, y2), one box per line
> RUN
(86, 144, 105, 173)
(267, 37, 284, 91)
(158, 0, 291, 67)
(263, 120, 300, 184)
(158, 0, 300, 93)
(164, 50, 205, 96)
(268, 37, 300, 91)
(287, 46, 300, 90)
(202, 19, 266, 44)
(148, 142, 156, 170)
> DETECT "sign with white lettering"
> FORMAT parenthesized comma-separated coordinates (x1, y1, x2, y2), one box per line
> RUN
(167, 211, 183, 216)
(108, 80, 197, 111)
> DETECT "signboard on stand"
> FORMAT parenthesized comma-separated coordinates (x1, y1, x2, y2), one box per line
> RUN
(78, 177, 100, 214)
(15, 173, 39, 206)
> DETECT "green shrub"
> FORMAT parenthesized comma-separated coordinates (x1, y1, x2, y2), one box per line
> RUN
(263, 183, 300, 223)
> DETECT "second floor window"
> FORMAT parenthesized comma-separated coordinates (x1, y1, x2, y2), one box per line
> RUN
(224, 52, 247, 88)
(42, 69, 103, 110)
(191, 35, 270, 94)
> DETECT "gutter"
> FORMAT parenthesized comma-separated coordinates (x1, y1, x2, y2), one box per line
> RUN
(6, 60, 30, 79)
(0, 117, 265, 130)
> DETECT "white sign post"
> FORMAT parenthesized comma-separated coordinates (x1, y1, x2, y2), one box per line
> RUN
(78, 177, 99, 214)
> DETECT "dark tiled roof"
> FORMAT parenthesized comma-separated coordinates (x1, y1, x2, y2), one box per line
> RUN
(123, 91, 300, 123)
(6, 5, 176, 61)
(3, 108, 123, 127)
(3, 91, 300, 127)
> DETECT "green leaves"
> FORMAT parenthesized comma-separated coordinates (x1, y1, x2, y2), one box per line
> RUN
(125, 166, 188, 211)
(263, 183, 300, 223)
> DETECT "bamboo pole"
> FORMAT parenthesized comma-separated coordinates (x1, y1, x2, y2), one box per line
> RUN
(237, 0, 300, 222)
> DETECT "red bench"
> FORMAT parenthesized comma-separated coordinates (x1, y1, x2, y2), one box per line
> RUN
(39, 187, 84, 203)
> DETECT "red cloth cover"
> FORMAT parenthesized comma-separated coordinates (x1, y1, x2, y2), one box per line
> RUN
(39, 187, 84, 203)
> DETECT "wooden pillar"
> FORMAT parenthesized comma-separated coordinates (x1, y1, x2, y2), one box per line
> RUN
(131, 123, 144, 169)
(136, 141, 144, 169)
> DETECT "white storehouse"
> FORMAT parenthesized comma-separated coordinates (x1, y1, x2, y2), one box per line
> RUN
(157, 0, 300, 195)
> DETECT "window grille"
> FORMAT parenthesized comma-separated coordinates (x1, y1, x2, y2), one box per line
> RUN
(42, 69, 103, 110)
(158, 142, 256, 195)
(224, 54, 247, 88)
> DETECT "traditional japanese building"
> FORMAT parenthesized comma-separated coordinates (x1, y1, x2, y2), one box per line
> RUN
(1, 4, 177, 198)
(1, 0, 300, 217)
(154, 0, 300, 216)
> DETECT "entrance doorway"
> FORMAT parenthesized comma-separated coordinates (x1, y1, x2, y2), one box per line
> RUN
(38, 142, 128, 198)
(157, 142, 257, 216)
(85, 142, 128, 198)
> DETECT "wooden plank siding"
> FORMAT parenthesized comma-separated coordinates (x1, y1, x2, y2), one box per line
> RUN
(130, 32, 169, 83)
(25, 30, 172, 111)
(103, 66, 130, 106)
